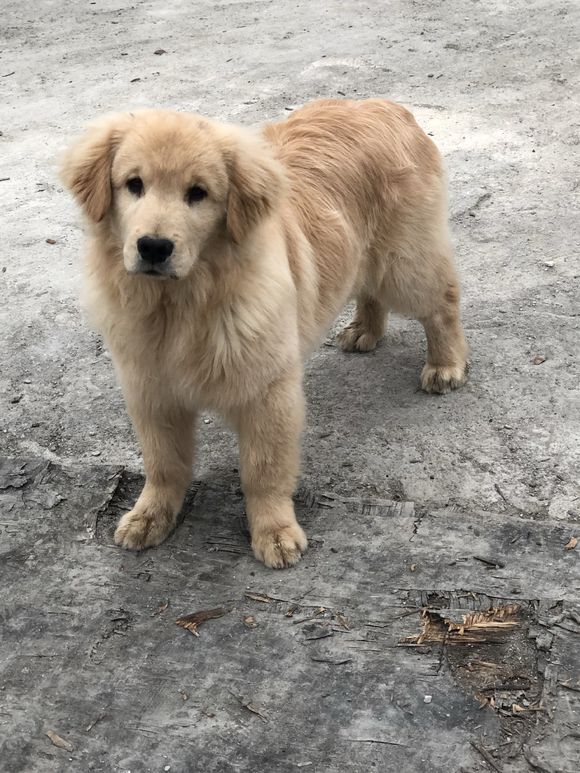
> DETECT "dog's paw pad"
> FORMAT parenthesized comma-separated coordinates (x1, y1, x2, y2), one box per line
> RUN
(252, 523, 308, 569)
(421, 363, 468, 394)
(114, 506, 175, 550)
(337, 324, 380, 353)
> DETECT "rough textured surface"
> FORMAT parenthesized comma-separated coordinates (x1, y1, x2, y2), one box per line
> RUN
(1, 0, 579, 770)
(1, 458, 579, 772)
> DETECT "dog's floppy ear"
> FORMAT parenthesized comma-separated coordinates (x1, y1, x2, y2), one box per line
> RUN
(60, 114, 129, 222)
(225, 131, 286, 244)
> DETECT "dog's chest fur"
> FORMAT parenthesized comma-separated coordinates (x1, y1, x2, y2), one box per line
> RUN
(90, 269, 299, 412)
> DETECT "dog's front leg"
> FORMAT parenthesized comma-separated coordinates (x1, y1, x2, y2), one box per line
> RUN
(114, 393, 196, 551)
(232, 370, 308, 568)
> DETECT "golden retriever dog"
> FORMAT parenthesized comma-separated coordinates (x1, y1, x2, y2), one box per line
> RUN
(61, 99, 468, 568)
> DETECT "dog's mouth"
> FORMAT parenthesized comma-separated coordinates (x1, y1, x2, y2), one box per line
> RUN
(128, 264, 179, 280)
(141, 268, 168, 278)
(140, 270, 179, 280)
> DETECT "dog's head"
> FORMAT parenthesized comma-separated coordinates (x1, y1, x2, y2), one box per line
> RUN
(60, 110, 285, 279)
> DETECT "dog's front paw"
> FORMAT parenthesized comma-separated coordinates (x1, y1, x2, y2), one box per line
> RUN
(337, 323, 380, 353)
(421, 362, 468, 394)
(252, 523, 308, 569)
(114, 503, 176, 550)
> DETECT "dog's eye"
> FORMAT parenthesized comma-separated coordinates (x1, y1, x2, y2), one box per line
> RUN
(126, 177, 144, 196)
(187, 185, 207, 204)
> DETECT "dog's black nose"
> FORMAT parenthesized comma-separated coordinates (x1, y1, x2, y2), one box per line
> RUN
(137, 236, 174, 265)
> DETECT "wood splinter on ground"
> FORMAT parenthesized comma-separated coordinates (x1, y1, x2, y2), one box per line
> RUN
(153, 599, 170, 616)
(46, 730, 74, 752)
(244, 592, 274, 603)
(229, 691, 268, 722)
(402, 604, 521, 645)
(175, 608, 227, 637)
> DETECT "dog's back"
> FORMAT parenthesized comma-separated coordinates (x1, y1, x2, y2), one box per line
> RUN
(263, 99, 449, 341)
(264, 98, 443, 227)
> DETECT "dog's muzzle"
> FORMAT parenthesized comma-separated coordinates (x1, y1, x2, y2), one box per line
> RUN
(133, 235, 175, 277)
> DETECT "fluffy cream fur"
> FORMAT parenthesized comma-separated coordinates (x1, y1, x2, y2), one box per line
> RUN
(60, 99, 468, 568)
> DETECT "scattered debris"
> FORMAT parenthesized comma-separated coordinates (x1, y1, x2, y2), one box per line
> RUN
(470, 740, 502, 772)
(303, 624, 334, 642)
(153, 600, 170, 616)
(532, 630, 553, 652)
(532, 355, 546, 365)
(243, 615, 258, 629)
(176, 608, 227, 637)
(511, 702, 531, 713)
(563, 536, 577, 551)
(46, 730, 74, 752)
(45, 238, 57, 245)
(311, 656, 352, 665)
(350, 738, 408, 747)
(244, 592, 273, 603)
(229, 691, 268, 722)
(293, 608, 327, 625)
(24, 489, 64, 509)
(403, 604, 521, 645)
(334, 612, 350, 630)
(86, 713, 106, 732)
(473, 555, 506, 569)
(154, 48, 167, 55)
(494, 483, 508, 501)
(559, 680, 580, 692)
(130, 77, 141, 83)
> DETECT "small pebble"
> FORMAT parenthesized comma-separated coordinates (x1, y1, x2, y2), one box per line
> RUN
(424, 695, 432, 704)
(544, 261, 554, 268)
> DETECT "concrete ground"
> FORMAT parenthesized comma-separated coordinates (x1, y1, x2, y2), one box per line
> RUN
(1, 1, 579, 771)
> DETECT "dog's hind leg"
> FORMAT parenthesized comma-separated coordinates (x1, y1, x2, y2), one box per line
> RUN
(337, 293, 388, 353)
(418, 278, 469, 393)
(384, 249, 468, 394)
